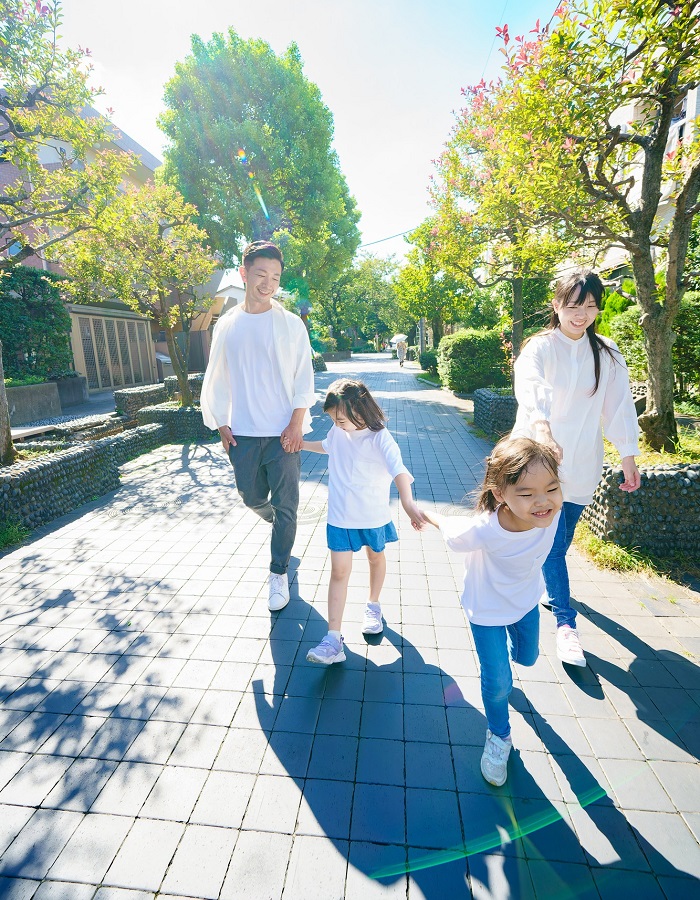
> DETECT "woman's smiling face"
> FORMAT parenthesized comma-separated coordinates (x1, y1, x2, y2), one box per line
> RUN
(554, 287, 599, 340)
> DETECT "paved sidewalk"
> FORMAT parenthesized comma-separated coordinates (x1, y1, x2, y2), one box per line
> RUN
(0, 354, 698, 899)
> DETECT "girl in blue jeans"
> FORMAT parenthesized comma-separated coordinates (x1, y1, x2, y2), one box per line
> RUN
(424, 438, 563, 787)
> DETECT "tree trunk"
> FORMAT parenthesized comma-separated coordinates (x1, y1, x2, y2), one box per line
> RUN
(511, 276, 524, 358)
(164, 327, 194, 407)
(431, 317, 444, 345)
(0, 341, 19, 467)
(632, 253, 677, 451)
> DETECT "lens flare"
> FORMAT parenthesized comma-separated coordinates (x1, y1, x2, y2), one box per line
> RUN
(236, 148, 270, 220)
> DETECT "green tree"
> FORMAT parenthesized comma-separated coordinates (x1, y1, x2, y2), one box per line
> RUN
(0, 0, 132, 466)
(475, 1, 700, 449)
(313, 255, 402, 346)
(0, 268, 72, 378)
(396, 221, 472, 344)
(56, 183, 218, 406)
(159, 30, 360, 301)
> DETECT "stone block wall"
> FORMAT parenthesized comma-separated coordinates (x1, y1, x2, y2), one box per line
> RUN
(113, 384, 168, 420)
(6, 383, 61, 425)
(2, 424, 168, 531)
(164, 373, 205, 401)
(473, 388, 518, 440)
(582, 462, 700, 555)
(136, 403, 215, 443)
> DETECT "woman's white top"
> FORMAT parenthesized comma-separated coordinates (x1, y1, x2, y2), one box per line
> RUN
(322, 425, 413, 529)
(200, 299, 316, 434)
(440, 509, 561, 626)
(512, 329, 640, 505)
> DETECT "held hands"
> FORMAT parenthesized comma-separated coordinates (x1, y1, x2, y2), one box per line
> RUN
(218, 426, 236, 452)
(619, 456, 641, 492)
(401, 498, 431, 531)
(280, 422, 304, 453)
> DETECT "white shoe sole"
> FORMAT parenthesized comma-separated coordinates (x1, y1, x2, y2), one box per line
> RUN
(268, 595, 290, 612)
(480, 763, 507, 787)
(558, 652, 587, 667)
(306, 649, 346, 665)
(361, 622, 383, 635)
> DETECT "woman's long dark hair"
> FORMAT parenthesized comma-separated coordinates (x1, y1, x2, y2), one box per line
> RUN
(536, 269, 619, 394)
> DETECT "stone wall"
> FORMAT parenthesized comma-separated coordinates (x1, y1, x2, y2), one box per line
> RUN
(136, 403, 215, 443)
(582, 462, 700, 555)
(473, 388, 518, 440)
(54, 376, 89, 408)
(113, 384, 168, 420)
(1, 424, 167, 530)
(6, 383, 61, 425)
(164, 373, 205, 401)
(322, 350, 352, 362)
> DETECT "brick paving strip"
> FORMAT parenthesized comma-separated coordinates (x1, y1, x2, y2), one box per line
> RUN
(0, 353, 698, 899)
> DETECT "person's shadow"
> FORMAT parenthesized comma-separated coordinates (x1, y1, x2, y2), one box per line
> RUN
(252, 603, 699, 898)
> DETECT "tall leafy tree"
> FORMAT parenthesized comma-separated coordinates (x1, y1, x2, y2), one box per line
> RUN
(56, 182, 217, 406)
(473, 1, 700, 449)
(159, 31, 361, 300)
(0, 0, 132, 466)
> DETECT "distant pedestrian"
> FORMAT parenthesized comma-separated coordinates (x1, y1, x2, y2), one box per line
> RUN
(423, 437, 563, 787)
(396, 340, 407, 366)
(302, 379, 428, 664)
(511, 269, 640, 667)
(200, 240, 315, 612)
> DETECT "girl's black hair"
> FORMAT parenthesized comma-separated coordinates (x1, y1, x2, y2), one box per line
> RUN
(475, 437, 560, 513)
(323, 379, 386, 432)
(537, 269, 619, 393)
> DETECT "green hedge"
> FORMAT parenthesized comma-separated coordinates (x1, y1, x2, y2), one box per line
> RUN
(437, 329, 508, 393)
(419, 349, 438, 375)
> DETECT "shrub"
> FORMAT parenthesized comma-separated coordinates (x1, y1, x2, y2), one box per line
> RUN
(312, 351, 327, 372)
(419, 348, 438, 375)
(437, 329, 509, 393)
(608, 306, 647, 381)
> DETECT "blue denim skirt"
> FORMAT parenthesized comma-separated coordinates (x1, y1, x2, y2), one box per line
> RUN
(326, 522, 398, 552)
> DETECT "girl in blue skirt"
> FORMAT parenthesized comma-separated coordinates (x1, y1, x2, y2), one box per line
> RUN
(303, 379, 427, 664)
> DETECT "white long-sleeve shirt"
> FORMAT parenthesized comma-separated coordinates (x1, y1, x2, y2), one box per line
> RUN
(440, 509, 560, 626)
(322, 425, 413, 529)
(200, 299, 316, 434)
(512, 329, 640, 505)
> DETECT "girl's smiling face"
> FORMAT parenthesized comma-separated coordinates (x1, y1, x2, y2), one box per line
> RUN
(328, 407, 363, 432)
(554, 288, 600, 340)
(493, 460, 563, 532)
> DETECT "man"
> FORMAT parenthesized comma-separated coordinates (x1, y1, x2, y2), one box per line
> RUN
(201, 241, 315, 611)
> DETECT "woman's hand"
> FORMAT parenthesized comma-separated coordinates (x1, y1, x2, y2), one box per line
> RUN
(402, 499, 430, 531)
(534, 421, 563, 464)
(619, 456, 641, 492)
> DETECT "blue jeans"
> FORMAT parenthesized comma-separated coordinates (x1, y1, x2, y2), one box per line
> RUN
(542, 502, 586, 629)
(470, 604, 540, 739)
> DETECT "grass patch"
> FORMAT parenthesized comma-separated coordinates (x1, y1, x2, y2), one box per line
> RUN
(574, 521, 700, 586)
(462, 412, 492, 441)
(417, 372, 441, 385)
(0, 522, 30, 551)
(604, 424, 700, 467)
(675, 398, 700, 417)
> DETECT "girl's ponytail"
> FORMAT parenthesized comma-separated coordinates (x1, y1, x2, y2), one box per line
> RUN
(475, 438, 560, 513)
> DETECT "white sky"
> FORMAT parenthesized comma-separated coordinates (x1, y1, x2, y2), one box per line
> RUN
(59, 0, 557, 260)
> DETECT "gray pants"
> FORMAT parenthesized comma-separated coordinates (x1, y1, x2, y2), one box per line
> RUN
(228, 437, 301, 575)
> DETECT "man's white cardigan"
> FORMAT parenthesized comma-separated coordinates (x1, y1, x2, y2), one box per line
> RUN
(200, 299, 316, 434)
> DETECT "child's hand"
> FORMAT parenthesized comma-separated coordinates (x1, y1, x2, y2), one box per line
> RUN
(402, 500, 430, 531)
(421, 509, 443, 529)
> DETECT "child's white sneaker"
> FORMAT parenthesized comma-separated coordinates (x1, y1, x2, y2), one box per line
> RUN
(268, 573, 290, 611)
(306, 633, 346, 665)
(480, 729, 512, 787)
(556, 625, 586, 667)
(361, 602, 383, 635)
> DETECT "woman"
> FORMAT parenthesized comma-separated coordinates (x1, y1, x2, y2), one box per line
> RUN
(511, 269, 641, 667)
(396, 340, 407, 367)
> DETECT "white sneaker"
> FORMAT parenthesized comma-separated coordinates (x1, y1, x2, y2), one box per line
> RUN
(361, 602, 383, 635)
(306, 634, 346, 665)
(480, 729, 512, 787)
(556, 625, 586, 667)
(268, 573, 290, 611)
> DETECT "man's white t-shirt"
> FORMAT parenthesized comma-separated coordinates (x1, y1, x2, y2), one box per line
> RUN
(225, 309, 292, 436)
(322, 425, 413, 529)
(440, 509, 561, 626)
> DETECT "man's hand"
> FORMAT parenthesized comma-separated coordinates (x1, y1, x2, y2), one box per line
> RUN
(619, 456, 641, 492)
(218, 426, 236, 452)
(281, 422, 304, 453)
